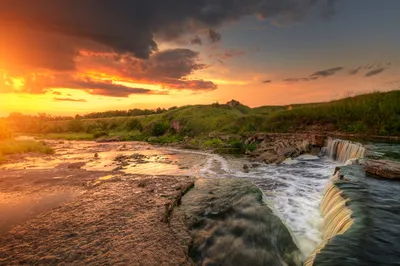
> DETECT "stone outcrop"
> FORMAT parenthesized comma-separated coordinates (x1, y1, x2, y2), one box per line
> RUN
(179, 178, 303, 266)
(170, 120, 182, 133)
(360, 159, 400, 179)
(226, 99, 242, 107)
(246, 133, 326, 164)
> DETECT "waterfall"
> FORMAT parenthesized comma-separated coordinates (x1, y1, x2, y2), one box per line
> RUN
(325, 138, 365, 163)
(304, 171, 354, 266)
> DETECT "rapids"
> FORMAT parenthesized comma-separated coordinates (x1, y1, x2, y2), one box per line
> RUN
(3, 137, 398, 264)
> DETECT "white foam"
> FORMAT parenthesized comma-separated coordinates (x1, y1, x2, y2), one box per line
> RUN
(164, 147, 335, 256)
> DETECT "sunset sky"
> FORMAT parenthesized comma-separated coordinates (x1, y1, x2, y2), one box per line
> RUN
(1, 0, 399, 116)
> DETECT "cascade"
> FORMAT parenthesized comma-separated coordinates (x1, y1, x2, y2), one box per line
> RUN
(325, 138, 365, 163)
(304, 171, 354, 266)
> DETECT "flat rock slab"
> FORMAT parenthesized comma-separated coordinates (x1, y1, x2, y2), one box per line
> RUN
(0, 175, 195, 266)
(361, 159, 400, 179)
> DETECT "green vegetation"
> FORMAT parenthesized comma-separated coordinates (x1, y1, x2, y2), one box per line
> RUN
(2, 91, 399, 154)
(260, 91, 400, 135)
(38, 133, 95, 141)
(0, 140, 54, 162)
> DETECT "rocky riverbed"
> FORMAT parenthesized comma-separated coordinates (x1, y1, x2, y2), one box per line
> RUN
(0, 140, 207, 265)
(1, 137, 399, 265)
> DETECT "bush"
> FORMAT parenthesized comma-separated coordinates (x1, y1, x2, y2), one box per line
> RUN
(93, 130, 109, 139)
(67, 120, 84, 132)
(0, 140, 54, 160)
(126, 118, 143, 132)
(204, 138, 224, 148)
(151, 122, 169, 136)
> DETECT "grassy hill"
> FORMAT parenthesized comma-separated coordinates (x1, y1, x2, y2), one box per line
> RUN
(4, 91, 400, 143)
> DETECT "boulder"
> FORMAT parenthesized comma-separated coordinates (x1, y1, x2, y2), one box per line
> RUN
(277, 147, 296, 157)
(171, 120, 182, 133)
(361, 159, 400, 179)
(258, 151, 286, 164)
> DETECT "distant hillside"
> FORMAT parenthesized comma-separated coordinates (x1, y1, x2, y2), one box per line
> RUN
(260, 90, 400, 135)
(4, 91, 400, 140)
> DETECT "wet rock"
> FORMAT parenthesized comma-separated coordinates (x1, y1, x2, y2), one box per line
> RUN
(361, 159, 400, 179)
(67, 162, 86, 169)
(243, 164, 249, 173)
(257, 151, 286, 164)
(180, 178, 302, 266)
(277, 147, 296, 157)
(247, 133, 327, 164)
(96, 136, 122, 143)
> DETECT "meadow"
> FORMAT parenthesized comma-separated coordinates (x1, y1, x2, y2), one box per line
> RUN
(3, 91, 400, 150)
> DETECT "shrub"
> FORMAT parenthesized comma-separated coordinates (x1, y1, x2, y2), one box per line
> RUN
(204, 138, 224, 148)
(67, 119, 84, 132)
(126, 118, 143, 132)
(93, 130, 109, 139)
(151, 122, 169, 136)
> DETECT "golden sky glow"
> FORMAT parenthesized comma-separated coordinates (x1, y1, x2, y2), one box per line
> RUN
(1, 1, 399, 116)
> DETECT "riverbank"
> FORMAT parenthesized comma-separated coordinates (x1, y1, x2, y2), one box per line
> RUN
(1, 137, 399, 265)
(0, 140, 199, 264)
(0, 173, 195, 265)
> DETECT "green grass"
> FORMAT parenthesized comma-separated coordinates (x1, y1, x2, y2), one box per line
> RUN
(40, 133, 95, 140)
(0, 140, 54, 162)
(5, 91, 400, 145)
(259, 91, 400, 135)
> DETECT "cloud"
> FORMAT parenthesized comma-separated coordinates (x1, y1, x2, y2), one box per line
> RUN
(54, 98, 87, 102)
(2, 48, 218, 96)
(208, 30, 222, 43)
(310, 67, 344, 78)
(365, 68, 387, 77)
(80, 48, 218, 92)
(63, 79, 155, 97)
(283, 78, 310, 83)
(348, 67, 361, 75)
(52, 91, 62, 95)
(0, 0, 338, 71)
(282, 66, 344, 83)
(348, 62, 392, 76)
(209, 49, 246, 60)
(191, 36, 203, 45)
(263, 80, 272, 83)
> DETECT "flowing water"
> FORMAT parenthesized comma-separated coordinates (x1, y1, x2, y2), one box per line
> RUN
(168, 137, 383, 256)
(164, 149, 337, 256)
(3, 138, 396, 261)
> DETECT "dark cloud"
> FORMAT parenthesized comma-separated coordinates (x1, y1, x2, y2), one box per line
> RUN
(282, 66, 344, 83)
(209, 49, 246, 60)
(2, 72, 157, 97)
(310, 67, 344, 78)
(283, 78, 310, 83)
(52, 91, 62, 95)
(160, 79, 217, 91)
(348, 67, 361, 75)
(2, 48, 217, 96)
(365, 68, 387, 77)
(63, 79, 155, 97)
(191, 36, 203, 45)
(263, 80, 272, 83)
(0, 0, 338, 71)
(54, 98, 87, 102)
(80, 48, 217, 92)
(208, 30, 222, 44)
(346, 62, 392, 76)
